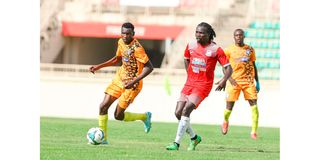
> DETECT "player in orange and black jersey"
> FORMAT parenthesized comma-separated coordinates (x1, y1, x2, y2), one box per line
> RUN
(221, 29, 260, 140)
(89, 22, 153, 144)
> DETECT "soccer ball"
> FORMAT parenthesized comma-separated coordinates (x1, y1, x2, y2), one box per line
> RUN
(86, 127, 104, 145)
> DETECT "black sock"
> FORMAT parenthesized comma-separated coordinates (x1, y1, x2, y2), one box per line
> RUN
(191, 135, 198, 140)
(174, 142, 180, 147)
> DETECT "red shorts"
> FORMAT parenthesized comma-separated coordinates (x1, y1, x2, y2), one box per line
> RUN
(180, 85, 211, 108)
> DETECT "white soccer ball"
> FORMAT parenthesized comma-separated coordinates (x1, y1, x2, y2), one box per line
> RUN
(86, 127, 104, 145)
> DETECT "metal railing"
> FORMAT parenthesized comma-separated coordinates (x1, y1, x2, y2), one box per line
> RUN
(40, 63, 279, 82)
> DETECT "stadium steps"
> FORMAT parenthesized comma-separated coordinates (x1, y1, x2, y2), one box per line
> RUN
(41, 0, 66, 63)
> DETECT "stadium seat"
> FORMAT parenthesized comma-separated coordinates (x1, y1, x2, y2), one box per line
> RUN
(244, 31, 248, 37)
(255, 52, 263, 58)
(274, 52, 279, 59)
(271, 41, 280, 49)
(267, 61, 280, 68)
(256, 62, 267, 68)
(274, 22, 280, 29)
(258, 68, 279, 80)
(260, 41, 268, 48)
(264, 22, 273, 29)
(245, 30, 255, 38)
(267, 31, 275, 39)
(256, 31, 264, 38)
(264, 52, 272, 58)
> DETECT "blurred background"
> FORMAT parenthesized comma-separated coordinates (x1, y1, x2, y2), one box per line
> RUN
(40, 0, 280, 127)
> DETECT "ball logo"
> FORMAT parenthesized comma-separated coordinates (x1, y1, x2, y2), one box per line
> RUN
(123, 57, 129, 62)
(240, 57, 249, 62)
(206, 50, 212, 57)
(246, 49, 251, 55)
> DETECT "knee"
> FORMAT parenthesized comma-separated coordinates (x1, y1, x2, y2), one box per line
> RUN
(99, 102, 105, 110)
(114, 112, 124, 121)
(114, 113, 121, 120)
(114, 115, 122, 120)
(226, 102, 234, 110)
(181, 108, 188, 116)
(248, 100, 257, 106)
(226, 105, 233, 110)
(99, 102, 109, 114)
(175, 111, 181, 120)
(182, 102, 195, 116)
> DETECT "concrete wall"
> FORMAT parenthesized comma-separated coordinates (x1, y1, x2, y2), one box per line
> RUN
(62, 37, 166, 67)
(40, 73, 280, 128)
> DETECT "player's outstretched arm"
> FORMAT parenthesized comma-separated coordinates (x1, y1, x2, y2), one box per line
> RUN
(253, 62, 260, 92)
(222, 67, 238, 86)
(184, 59, 190, 73)
(124, 60, 154, 89)
(89, 56, 122, 74)
(215, 65, 233, 91)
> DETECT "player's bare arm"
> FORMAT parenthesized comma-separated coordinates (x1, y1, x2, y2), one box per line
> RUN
(90, 56, 122, 74)
(215, 65, 233, 91)
(222, 67, 238, 86)
(124, 60, 154, 89)
(184, 59, 190, 72)
(253, 61, 260, 92)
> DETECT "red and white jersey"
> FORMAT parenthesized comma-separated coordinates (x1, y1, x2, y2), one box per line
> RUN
(184, 40, 230, 89)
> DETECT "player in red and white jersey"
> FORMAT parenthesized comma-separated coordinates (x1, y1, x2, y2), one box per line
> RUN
(166, 22, 233, 151)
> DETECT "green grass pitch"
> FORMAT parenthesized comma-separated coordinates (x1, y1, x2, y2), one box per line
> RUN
(40, 117, 279, 160)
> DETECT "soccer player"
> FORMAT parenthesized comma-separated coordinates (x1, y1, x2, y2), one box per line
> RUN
(89, 22, 154, 144)
(166, 22, 232, 151)
(221, 29, 260, 140)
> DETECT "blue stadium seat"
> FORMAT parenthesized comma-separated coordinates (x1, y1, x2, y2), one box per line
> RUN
(267, 62, 280, 68)
(267, 31, 275, 39)
(271, 41, 280, 49)
(274, 22, 280, 29)
(264, 22, 273, 29)
(260, 41, 269, 48)
(275, 52, 280, 59)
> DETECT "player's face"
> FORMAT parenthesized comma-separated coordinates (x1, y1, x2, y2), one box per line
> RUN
(195, 26, 210, 45)
(121, 27, 134, 44)
(234, 30, 244, 45)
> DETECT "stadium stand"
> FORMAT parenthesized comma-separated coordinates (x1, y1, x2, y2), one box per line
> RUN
(245, 20, 280, 80)
(40, 0, 280, 130)
(40, 0, 280, 80)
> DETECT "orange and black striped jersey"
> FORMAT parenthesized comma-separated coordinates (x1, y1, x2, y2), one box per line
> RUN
(114, 38, 149, 88)
(224, 44, 256, 84)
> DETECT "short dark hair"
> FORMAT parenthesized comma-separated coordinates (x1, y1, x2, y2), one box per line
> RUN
(122, 22, 135, 31)
(234, 28, 244, 35)
(197, 22, 216, 40)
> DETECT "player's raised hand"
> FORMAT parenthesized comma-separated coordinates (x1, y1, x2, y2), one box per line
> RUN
(124, 80, 138, 89)
(89, 66, 97, 74)
(215, 79, 227, 91)
(229, 78, 238, 87)
(256, 81, 260, 93)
